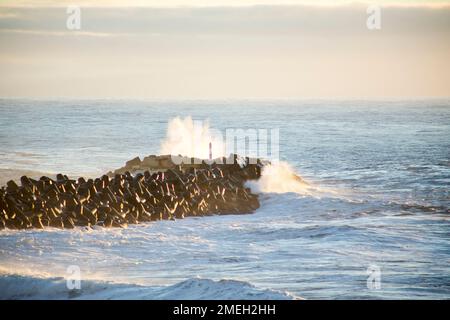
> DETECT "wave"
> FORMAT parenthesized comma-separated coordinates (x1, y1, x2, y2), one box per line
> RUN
(245, 162, 311, 195)
(245, 161, 341, 199)
(159, 117, 341, 199)
(0, 274, 299, 300)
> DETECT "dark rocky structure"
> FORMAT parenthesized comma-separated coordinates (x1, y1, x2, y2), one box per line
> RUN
(0, 155, 264, 230)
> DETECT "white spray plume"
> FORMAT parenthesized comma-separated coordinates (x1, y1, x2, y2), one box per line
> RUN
(246, 162, 313, 195)
(160, 116, 225, 159)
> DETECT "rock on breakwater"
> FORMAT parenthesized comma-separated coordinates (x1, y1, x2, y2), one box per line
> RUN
(0, 154, 264, 230)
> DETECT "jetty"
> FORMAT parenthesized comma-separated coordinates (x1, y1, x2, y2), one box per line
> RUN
(0, 154, 265, 230)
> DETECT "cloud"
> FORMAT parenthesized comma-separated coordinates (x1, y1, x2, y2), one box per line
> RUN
(1, 5, 449, 37)
(0, 3, 449, 98)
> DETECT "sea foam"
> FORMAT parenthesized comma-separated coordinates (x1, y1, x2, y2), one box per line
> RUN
(0, 274, 299, 300)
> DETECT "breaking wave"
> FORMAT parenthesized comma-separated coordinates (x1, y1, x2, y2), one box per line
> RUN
(245, 162, 311, 195)
(0, 274, 299, 300)
(160, 117, 324, 197)
(245, 161, 340, 199)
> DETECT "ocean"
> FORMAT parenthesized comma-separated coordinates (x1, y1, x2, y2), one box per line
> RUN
(0, 99, 449, 299)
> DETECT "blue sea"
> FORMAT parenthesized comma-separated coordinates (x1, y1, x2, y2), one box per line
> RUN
(0, 99, 449, 299)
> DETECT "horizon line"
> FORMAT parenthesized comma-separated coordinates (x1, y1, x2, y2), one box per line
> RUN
(1, 96, 449, 102)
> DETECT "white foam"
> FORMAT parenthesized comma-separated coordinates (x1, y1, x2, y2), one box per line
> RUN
(0, 274, 299, 300)
(245, 162, 313, 195)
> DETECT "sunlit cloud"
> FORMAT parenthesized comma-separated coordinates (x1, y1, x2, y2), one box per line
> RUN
(0, 3, 449, 98)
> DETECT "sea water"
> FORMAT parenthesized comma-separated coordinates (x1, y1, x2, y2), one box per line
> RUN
(0, 99, 449, 299)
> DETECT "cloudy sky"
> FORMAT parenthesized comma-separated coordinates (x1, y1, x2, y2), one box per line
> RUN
(0, 0, 449, 99)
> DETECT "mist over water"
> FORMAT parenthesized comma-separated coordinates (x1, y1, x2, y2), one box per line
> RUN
(0, 99, 449, 299)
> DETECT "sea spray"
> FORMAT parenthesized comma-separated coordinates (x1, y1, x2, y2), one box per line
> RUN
(159, 116, 279, 165)
(246, 162, 347, 199)
(160, 117, 225, 159)
(158, 117, 314, 196)
(245, 162, 313, 195)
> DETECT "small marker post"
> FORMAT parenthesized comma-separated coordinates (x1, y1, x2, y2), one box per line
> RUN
(209, 142, 212, 161)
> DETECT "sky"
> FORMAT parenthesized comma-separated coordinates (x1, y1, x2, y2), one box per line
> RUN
(0, 1, 449, 99)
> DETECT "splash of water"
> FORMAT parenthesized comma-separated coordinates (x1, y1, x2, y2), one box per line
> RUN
(159, 117, 332, 197)
(160, 117, 225, 159)
(245, 162, 314, 195)
(246, 162, 346, 199)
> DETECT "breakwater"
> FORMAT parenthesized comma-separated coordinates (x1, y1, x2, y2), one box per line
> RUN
(0, 155, 264, 230)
